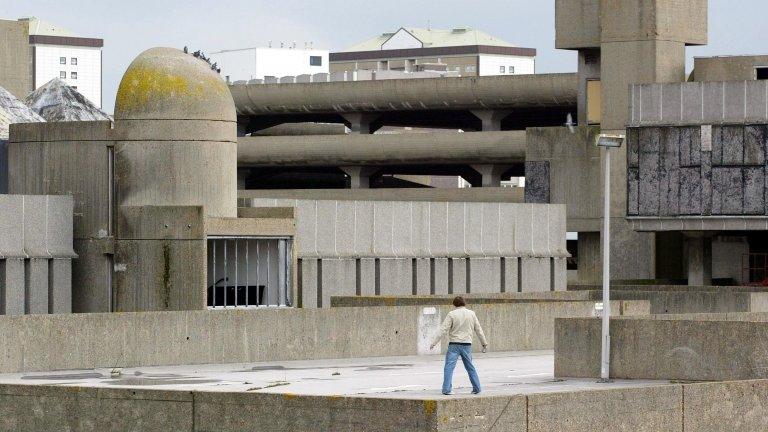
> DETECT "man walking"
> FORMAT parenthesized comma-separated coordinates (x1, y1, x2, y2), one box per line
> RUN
(429, 296, 488, 395)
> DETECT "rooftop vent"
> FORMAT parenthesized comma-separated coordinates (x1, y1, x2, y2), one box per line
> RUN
(452, 27, 470, 33)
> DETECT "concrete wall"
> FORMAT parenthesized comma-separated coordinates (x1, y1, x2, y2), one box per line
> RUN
(0, 195, 75, 315)
(628, 124, 768, 218)
(694, 55, 768, 82)
(555, 313, 768, 381)
(0, 301, 643, 374)
(628, 81, 768, 127)
(7, 378, 768, 431)
(247, 199, 567, 305)
(239, 187, 524, 204)
(0, 19, 32, 100)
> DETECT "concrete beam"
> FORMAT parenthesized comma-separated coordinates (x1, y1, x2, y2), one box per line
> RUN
(230, 73, 578, 115)
(341, 113, 379, 134)
(470, 164, 512, 187)
(470, 110, 511, 132)
(340, 166, 378, 189)
(238, 131, 527, 167)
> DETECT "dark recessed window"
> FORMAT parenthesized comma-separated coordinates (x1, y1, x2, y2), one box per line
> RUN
(59, 57, 66, 65)
(71, 71, 77, 80)
(71, 58, 78, 66)
(310, 56, 322, 66)
(757, 67, 768, 80)
(500, 66, 505, 74)
(59, 71, 66, 79)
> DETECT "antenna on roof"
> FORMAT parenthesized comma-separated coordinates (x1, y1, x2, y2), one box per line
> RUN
(427, 19, 431, 30)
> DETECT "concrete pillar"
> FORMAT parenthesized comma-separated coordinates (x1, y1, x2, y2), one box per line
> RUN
(341, 166, 378, 189)
(237, 169, 248, 190)
(25, 258, 49, 314)
(686, 235, 713, 286)
(470, 164, 510, 187)
(341, 113, 379, 134)
(470, 110, 510, 131)
(577, 232, 601, 284)
(0, 259, 24, 315)
(49, 258, 72, 314)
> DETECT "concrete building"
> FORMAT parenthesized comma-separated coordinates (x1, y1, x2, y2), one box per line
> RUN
(210, 46, 329, 83)
(330, 27, 536, 77)
(0, 17, 103, 108)
(0, 194, 75, 315)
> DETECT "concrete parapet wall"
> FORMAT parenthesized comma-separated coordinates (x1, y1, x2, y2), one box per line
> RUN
(0, 301, 643, 374)
(248, 199, 566, 259)
(555, 315, 768, 381)
(239, 187, 524, 204)
(629, 82, 768, 127)
(6, 379, 768, 431)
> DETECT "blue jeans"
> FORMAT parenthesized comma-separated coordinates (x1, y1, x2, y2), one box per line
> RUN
(442, 343, 481, 394)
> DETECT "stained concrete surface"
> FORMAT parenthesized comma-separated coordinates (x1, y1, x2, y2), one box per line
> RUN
(0, 351, 665, 399)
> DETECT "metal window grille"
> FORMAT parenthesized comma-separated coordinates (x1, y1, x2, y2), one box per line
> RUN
(207, 237, 292, 308)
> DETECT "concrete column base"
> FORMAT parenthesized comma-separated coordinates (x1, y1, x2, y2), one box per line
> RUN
(341, 166, 378, 189)
(685, 234, 713, 286)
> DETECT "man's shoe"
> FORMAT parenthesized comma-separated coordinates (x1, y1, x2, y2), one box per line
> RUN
(471, 390, 481, 394)
(442, 392, 452, 395)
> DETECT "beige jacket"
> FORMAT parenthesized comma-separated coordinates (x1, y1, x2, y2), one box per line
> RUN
(431, 307, 488, 346)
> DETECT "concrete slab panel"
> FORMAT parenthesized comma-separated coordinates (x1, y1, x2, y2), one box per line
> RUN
(679, 167, 702, 215)
(530, 206, 550, 256)
(0, 195, 24, 258)
(639, 83, 662, 124)
(638, 128, 660, 216)
(433, 258, 449, 295)
(469, 258, 499, 294)
(660, 82, 682, 124)
(427, 202, 449, 256)
(379, 258, 412, 297)
(746, 80, 768, 122)
(464, 203, 483, 255)
(627, 168, 640, 216)
(333, 200, 357, 257)
(504, 257, 520, 293)
(679, 126, 701, 167)
(711, 167, 743, 215)
(521, 257, 550, 293)
(22, 196, 47, 258)
(360, 258, 376, 296)
(320, 259, 356, 308)
(391, 202, 414, 257)
(702, 82, 725, 124)
(513, 205, 533, 256)
(681, 82, 703, 124)
(314, 201, 337, 257)
(723, 81, 747, 121)
(415, 258, 430, 295)
(445, 203, 466, 255)
(299, 258, 318, 308)
(480, 203, 502, 255)
(354, 201, 375, 257)
(373, 202, 395, 256)
(745, 125, 767, 166)
(743, 167, 765, 215)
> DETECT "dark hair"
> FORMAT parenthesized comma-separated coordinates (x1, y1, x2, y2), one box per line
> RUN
(452, 296, 466, 307)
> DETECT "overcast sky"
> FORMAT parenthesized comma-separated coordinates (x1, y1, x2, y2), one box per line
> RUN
(2, 0, 764, 114)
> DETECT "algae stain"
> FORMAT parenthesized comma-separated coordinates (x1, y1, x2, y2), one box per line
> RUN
(423, 400, 437, 418)
(162, 242, 171, 309)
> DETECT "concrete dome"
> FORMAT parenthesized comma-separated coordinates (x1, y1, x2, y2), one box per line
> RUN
(114, 47, 235, 121)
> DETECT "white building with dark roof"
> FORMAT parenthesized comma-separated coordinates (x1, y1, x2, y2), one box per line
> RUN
(330, 27, 535, 77)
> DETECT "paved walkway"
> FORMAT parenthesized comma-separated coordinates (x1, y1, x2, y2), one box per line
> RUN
(0, 351, 667, 399)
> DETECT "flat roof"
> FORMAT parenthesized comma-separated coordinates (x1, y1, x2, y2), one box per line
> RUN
(1, 351, 666, 399)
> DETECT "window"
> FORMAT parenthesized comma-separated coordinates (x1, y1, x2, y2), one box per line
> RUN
(70, 71, 77, 80)
(500, 66, 506, 74)
(71, 57, 77, 66)
(207, 237, 293, 308)
(59, 71, 66, 79)
(465, 65, 476, 73)
(757, 67, 768, 80)
(72, 86, 77, 90)
(508, 66, 515, 74)
(59, 57, 66, 65)
(309, 56, 322, 66)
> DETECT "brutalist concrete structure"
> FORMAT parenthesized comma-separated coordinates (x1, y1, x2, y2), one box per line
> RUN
(0, 194, 75, 315)
(9, 48, 296, 313)
(250, 198, 568, 307)
(625, 80, 768, 285)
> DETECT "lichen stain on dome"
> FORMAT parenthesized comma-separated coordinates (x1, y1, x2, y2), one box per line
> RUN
(114, 47, 235, 121)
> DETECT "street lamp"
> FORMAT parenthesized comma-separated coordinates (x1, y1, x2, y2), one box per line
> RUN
(595, 133, 624, 382)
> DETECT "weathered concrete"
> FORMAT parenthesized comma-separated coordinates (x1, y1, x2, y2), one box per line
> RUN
(239, 187, 525, 204)
(0, 301, 645, 374)
(231, 73, 578, 115)
(694, 55, 768, 82)
(0, 20, 32, 100)
(238, 131, 526, 166)
(629, 82, 768, 127)
(555, 314, 768, 381)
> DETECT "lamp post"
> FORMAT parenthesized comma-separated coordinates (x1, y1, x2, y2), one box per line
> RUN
(596, 133, 624, 382)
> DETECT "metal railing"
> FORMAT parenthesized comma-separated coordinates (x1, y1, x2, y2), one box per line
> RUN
(207, 237, 292, 308)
